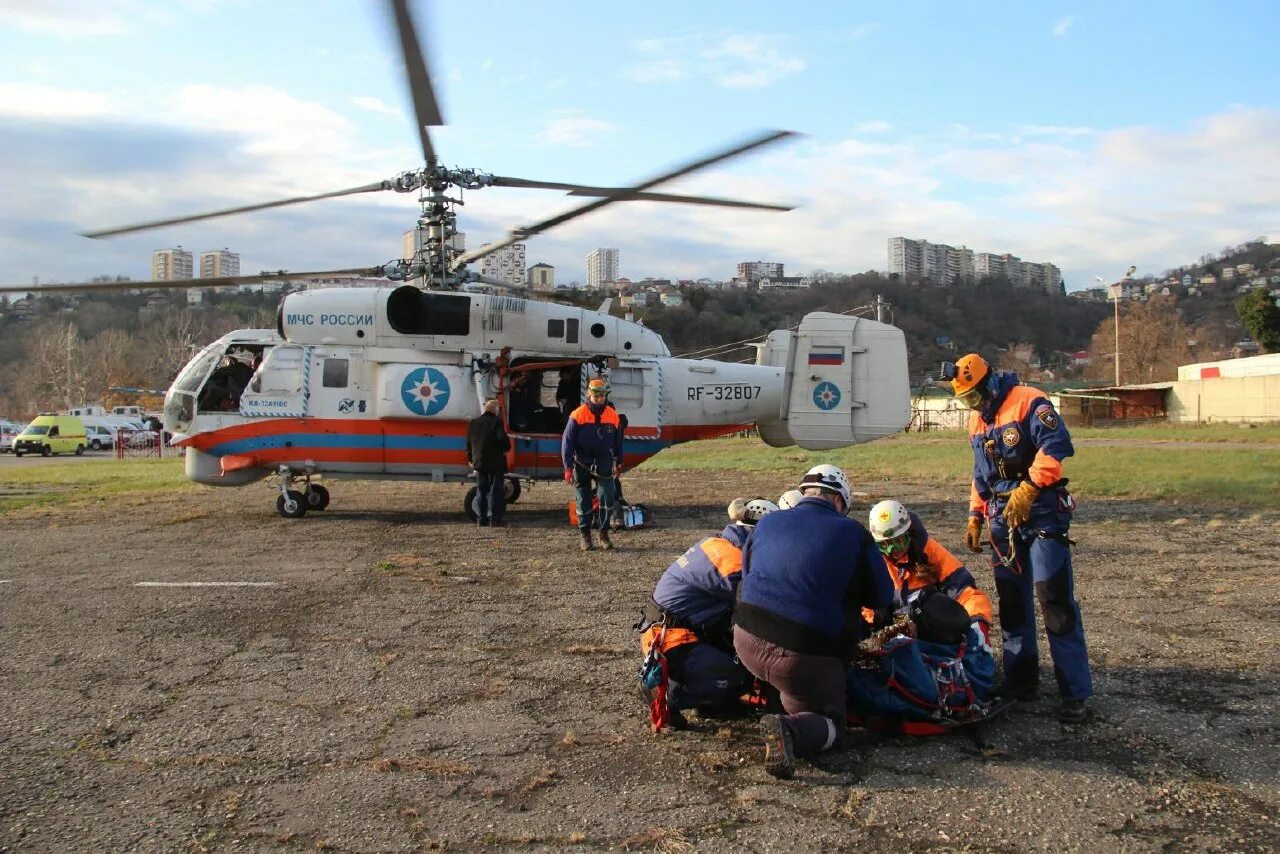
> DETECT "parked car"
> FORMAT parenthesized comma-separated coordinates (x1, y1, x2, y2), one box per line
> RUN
(85, 424, 116, 451)
(0, 420, 20, 453)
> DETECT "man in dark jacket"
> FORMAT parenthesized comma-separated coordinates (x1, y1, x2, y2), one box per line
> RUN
(561, 378, 624, 551)
(733, 464, 894, 779)
(466, 399, 511, 527)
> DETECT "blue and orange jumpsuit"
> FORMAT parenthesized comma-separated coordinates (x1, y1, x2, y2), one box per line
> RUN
(640, 523, 753, 711)
(968, 371, 1091, 700)
(561, 401, 623, 531)
(876, 511, 994, 628)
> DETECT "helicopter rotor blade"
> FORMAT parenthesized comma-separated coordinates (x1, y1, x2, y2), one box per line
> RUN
(489, 175, 792, 211)
(452, 129, 796, 270)
(388, 0, 444, 166)
(0, 268, 383, 294)
(81, 182, 394, 239)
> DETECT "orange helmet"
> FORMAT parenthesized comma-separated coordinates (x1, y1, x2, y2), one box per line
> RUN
(950, 353, 990, 396)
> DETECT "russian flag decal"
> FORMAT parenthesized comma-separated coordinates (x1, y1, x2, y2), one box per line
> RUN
(808, 348, 844, 366)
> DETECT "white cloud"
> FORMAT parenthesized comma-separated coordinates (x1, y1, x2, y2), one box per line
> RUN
(1053, 16, 1074, 37)
(852, 120, 892, 134)
(0, 0, 197, 37)
(1015, 124, 1094, 138)
(625, 33, 805, 90)
(846, 23, 878, 41)
(540, 111, 616, 147)
(350, 95, 402, 119)
(0, 82, 118, 119)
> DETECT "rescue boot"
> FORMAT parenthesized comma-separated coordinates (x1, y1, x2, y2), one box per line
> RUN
(1058, 697, 1089, 724)
(760, 714, 796, 780)
(579, 530, 594, 551)
(597, 527, 615, 551)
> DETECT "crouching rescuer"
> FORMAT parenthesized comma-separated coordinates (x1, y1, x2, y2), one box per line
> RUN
(944, 353, 1093, 723)
(561, 378, 624, 551)
(733, 465, 895, 779)
(637, 498, 778, 730)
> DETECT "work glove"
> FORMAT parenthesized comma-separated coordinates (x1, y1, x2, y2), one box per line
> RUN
(964, 516, 984, 553)
(1002, 481, 1041, 528)
(563, 468, 573, 483)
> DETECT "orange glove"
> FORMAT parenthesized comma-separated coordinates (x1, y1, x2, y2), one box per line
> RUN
(1002, 482, 1041, 528)
(964, 517, 984, 553)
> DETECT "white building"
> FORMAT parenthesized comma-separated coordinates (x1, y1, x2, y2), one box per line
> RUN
(199, 248, 240, 279)
(888, 237, 974, 285)
(586, 248, 619, 289)
(758, 276, 811, 290)
(736, 261, 784, 283)
(479, 242, 526, 288)
(527, 263, 555, 291)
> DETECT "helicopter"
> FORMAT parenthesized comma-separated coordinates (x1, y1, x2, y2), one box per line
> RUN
(1, 0, 910, 519)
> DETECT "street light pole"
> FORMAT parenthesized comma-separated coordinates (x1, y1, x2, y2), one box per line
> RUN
(1098, 265, 1135, 386)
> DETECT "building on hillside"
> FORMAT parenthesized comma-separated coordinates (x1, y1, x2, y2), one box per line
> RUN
(527, 263, 554, 290)
(1182, 273, 1194, 286)
(586, 248, 619, 289)
(198, 249, 241, 302)
(478, 242, 526, 288)
(737, 261, 783, 284)
(758, 276, 811, 290)
(402, 227, 466, 287)
(1200, 274, 1217, 286)
(888, 237, 975, 286)
(974, 253, 1061, 293)
(153, 246, 196, 304)
(1222, 267, 1236, 280)
(659, 290, 683, 307)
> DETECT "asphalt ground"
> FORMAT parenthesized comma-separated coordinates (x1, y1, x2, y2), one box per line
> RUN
(1, 471, 1277, 852)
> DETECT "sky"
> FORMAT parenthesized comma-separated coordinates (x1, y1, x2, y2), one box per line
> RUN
(1, 0, 1277, 291)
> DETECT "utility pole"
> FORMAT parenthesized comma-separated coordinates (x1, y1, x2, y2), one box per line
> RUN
(875, 293, 887, 323)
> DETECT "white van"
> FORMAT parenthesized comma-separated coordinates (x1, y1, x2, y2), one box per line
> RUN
(84, 423, 116, 451)
(0, 420, 20, 453)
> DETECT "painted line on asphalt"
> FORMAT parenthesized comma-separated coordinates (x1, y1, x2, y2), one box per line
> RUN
(134, 581, 281, 587)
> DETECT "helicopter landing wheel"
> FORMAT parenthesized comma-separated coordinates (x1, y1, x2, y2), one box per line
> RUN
(277, 490, 308, 519)
(503, 477, 522, 503)
(463, 485, 480, 522)
(306, 484, 330, 511)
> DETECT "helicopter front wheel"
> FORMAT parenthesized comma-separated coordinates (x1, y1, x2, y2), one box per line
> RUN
(277, 490, 308, 519)
(306, 484, 331, 511)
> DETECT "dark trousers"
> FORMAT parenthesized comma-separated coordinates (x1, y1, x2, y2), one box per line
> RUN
(572, 463, 616, 531)
(734, 626, 845, 758)
(476, 471, 506, 524)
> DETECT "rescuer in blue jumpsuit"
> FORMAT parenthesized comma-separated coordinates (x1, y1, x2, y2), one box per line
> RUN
(944, 353, 1092, 724)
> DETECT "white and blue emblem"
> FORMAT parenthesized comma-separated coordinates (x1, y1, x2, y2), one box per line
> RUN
(401, 367, 451, 416)
(813, 381, 841, 411)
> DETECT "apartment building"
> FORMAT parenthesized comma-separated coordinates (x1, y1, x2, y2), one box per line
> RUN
(527, 263, 555, 290)
(479, 242, 527, 288)
(199, 248, 240, 279)
(736, 261, 784, 283)
(888, 237, 974, 285)
(586, 248, 619, 289)
(152, 247, 193, 281)
(975, 253, 1061, 293)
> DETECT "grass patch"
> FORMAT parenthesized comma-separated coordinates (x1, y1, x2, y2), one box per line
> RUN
(1071, 423, 1280, 443)
(0, 458, 191, 514)
(641, 431, 1280, 509)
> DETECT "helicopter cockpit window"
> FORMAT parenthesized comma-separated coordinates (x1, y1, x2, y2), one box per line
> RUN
(251, 345, 305, 394)
(322, 358, 349, 388)
(386, 287, 471, 336)
(547, 319, 565, 338)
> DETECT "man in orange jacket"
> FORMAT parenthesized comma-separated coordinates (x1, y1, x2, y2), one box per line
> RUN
(561, 377, 624, 551)
(944, 353, 1092, 723)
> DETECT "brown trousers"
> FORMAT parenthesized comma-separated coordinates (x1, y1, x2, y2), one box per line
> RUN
(733, 626, 845, 757)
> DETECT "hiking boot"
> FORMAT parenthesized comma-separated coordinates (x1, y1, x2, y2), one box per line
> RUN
(579, 530, 594, 551)
(598, 527, 615, 551)
(998, 682, 1039, 703)
(476, 519, 489, 528)
(490, 520, 507, 528)
(759, 714, 795, 780)
(1059, 697, 1089, 724)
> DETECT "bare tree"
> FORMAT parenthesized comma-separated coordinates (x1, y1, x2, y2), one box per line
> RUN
(1087, 297, 1192, 384)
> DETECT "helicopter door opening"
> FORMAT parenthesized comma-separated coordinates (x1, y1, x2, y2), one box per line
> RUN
(504, 358, 586, 478)
(195, 344, 270, 414)
(239, 344, 310, 417)
(602, 363, 661, 440)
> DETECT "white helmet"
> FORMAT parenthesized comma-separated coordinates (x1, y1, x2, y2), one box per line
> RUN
(777, 489, 805, 510)
(728, 497, 778, 525)
(799, 463, 851, 505)
(868, 499, 911, 542)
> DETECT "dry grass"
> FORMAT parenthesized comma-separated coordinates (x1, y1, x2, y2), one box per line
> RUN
(368, 756, 476, 775)
(620, 826, 695, 852)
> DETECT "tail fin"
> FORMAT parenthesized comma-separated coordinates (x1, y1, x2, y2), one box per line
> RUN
(755, 312, 909, 449)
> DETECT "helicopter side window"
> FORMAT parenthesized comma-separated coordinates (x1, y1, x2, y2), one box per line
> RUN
(566, 318, 579, 344)
(386, 287, 471, 336)
(547, 319, 565, 338)
(322, 358, 349, 388)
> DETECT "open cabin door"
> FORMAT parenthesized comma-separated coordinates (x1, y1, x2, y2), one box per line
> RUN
(240, 344, 310, 418)
(606, 362, 661, 440)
